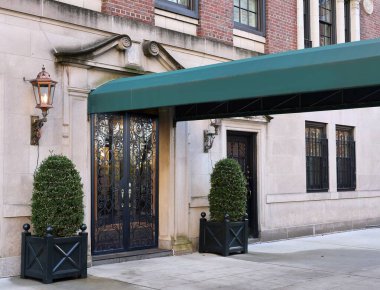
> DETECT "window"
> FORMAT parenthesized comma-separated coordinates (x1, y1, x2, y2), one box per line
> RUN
(155, 0, 198, 18)
(344, 0, 351, 42)
(304, 0, 312, 48)
(336, 126, 356, 191)
(234, 0, 265, 35)
(319, 0, 336, 46)
(306, 122, 329, 192)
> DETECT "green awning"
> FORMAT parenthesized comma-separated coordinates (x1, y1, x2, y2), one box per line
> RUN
(89, 38, 380, 121)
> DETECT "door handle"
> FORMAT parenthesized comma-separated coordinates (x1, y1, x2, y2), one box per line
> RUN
(121, 188, 125, 208)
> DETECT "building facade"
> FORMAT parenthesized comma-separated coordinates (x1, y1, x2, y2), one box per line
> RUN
(0, 0, 380, 277)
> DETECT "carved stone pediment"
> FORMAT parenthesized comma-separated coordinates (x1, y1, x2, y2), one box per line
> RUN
(54, 34, 145, 74)
(54, 34, 184, 74)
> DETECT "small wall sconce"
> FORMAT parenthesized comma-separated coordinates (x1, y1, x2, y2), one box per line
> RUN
(24, 66, 57, 145)
(203, 119, 221, 153)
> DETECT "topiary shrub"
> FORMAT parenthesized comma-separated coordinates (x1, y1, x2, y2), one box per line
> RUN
(209, 158, 247, 222)
(31, 155, 84, 237)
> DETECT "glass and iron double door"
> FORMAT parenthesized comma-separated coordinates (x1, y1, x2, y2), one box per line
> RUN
(92, 113, 158, 254)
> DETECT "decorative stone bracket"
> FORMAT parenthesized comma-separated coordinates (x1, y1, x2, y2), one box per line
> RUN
(54, 34, 137, 73)
(142, 40, 184, 71)
(55, 34, 132, 59)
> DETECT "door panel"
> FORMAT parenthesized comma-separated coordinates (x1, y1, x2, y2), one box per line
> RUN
(127, 115, 158, 250)
(92, 114, 125, 253)
(92, 113, 158, 255)
(227, 131, 258, 238)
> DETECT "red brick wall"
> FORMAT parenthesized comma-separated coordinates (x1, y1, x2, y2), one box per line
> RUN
(265, 0, 298, 54)
(197, 0, 234, 45)
(361, 1, 380, 40)
(101, 0, 154, 24)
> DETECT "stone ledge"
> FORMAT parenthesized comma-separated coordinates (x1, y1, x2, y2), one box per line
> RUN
(3, 204, 30, 218)
(266, 190, 380, 204)
(260, 217, 380, 242)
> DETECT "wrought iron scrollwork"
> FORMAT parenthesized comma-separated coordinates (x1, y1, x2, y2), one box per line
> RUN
(128, 115, 157, 249)
(92, 113, 157, 254)
(93, 114, 124, 253)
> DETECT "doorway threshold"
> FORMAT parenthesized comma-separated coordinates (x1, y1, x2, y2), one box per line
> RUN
(92, 248, 173, 266)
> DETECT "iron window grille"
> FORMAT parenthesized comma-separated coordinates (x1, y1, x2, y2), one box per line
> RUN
(319, 0, 336, 46)
(306, 122, 329, 192)
(155, 0, 198, 18)
(304, 0, 312, 48)
(234, 0, 265, 36)
(336, 126, 356, 191)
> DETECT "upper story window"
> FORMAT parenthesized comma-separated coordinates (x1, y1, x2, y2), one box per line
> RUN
(344, 0, 351, 42)
(155, 0, 198, 18)
(234, 0, 265, 35)
(304, 0, 312, 48)
(319, 0, 336, 46)
(306, 122, 329, 192)
(336, 126, 356, 191)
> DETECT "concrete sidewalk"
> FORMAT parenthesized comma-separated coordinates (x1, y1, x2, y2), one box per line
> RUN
(1, 228, 380, 289)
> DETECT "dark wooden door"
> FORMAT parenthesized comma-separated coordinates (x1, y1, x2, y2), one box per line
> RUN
(227, 131, 258, 238)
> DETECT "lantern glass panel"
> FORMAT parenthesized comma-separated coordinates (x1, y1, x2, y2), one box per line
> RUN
(32, 84, 40, 106)
(39, 84, 50, 107)
(50, 84, 55, 105)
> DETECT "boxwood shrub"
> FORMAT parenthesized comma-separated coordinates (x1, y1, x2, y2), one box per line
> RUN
(31, 155, 84, 237)
(209, 158, 247, 222)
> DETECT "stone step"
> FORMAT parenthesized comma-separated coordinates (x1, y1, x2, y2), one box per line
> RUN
(92, 248, 173, 266)
(248, 238, 260, 244)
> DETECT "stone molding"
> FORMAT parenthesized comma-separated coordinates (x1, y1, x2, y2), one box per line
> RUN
(266, 190, 380, 204)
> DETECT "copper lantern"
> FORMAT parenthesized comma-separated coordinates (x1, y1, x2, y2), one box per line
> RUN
(29, 65, 57, 118)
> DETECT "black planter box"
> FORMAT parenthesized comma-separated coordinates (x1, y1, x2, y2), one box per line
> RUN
(21, 224, 88, 284)
(199, 213, 248, 256)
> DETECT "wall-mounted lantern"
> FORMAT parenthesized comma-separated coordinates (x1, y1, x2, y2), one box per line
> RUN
(203, 119, 221, 153)
(25, 66, 57, 145)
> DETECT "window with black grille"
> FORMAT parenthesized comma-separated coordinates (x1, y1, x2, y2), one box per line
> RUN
(306, 122, 329, 192)
(336, 126, 356, 191)
(319, 0, 336, 46)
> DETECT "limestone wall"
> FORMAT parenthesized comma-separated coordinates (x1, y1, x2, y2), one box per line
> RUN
(0, 0, 255, 277)
(1, 0, 380, 278)
(186, 108, 380, 247)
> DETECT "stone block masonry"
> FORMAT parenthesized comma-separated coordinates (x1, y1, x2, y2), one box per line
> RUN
(101, 0, 154, 24)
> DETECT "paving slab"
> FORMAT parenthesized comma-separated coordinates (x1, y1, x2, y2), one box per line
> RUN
(1, 228, 380, 289)
(0, 275, 149, 290)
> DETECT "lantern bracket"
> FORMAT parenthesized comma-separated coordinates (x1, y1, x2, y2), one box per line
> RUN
(31, 116, 47, 146)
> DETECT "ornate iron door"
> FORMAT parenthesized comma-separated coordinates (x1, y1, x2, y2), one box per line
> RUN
(227, 131, 258, 238)
(127, 115, 158, 250)
(92, 113, 158, 254)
